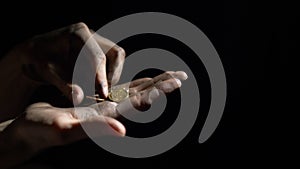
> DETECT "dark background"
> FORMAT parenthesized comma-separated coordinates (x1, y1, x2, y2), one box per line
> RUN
(1, 0, 297, 168)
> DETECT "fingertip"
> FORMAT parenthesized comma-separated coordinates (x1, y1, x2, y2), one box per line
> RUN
(98, 85, 108, 98)
(97, 77, 109, 98)
(174, 78, 182, 87)
(105, 117, 126, 136)
(54, 116, 80, 130)
(103, 86, 108, 98)
(69, 85, 84, 105)
(176, 71, 188, 80)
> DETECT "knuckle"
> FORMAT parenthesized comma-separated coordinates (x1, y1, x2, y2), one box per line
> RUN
(117, 47, 126, 58)
(139, 101, 151, 111)
(156, 82, 170, 92)
(74, 22, 88, 29)
(113, 46, 126, 58)
(97, 54, 106, 62)
(132, 94, 142, 107)
(134, 93, 151, 111)
(70, 22, 89, 32)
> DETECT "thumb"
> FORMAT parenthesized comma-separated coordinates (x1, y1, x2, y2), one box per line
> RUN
(63, 116, 126, 144)
(67, 84, 84, 105)
(81, 116, 126, 137)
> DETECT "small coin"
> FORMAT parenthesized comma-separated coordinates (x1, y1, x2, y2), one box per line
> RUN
(108, 87, 129, 102)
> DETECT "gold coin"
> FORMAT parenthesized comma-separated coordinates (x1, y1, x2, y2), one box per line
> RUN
(108, 87, 129, 102)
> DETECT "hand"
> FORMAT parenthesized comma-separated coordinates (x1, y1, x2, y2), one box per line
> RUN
(0, 102, 125, 169)
(0, 71, 187, 169)
(16, 22, 125, 105)
(89, 71, 188, 117)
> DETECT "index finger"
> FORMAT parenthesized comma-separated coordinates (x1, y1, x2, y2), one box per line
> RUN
(91, 32, 126, 86)
(73, 24, 109, 98)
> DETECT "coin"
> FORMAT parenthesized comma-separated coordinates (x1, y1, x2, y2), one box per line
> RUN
(108, 87, 129, 102)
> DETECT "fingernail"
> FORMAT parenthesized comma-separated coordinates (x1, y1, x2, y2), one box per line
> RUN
(182, 72, 188, 80)
(107, 120, 126, 136)
(98, 82, 108, 98)
(103, 86, 108, 97)
(176, 71, 188, 80)
(175, 78, 182, 87)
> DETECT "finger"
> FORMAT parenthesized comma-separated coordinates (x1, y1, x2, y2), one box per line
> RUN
(128, 78, 153, 95)
(155, 78, 182, 93)
(26, 103, 78, 130)
(70, 84, 85, 105)
(141, 87, 160, 106)
(131, 79, 155, 94)
(103, 45, 125, 87)
(89, 30, 116, 54)
(25, 104, 125, 150)
(117, 87, 160, 113)
(131, 71, 187, 93)
(55, 116, 126, 145)
(174, 71, 188, 80)
(152, 71, 188, 82)
(127, 78, 182, 112)
(129, 78, 152, 88)
(73, 23, 108, 98)
(92, 32, 126, 86)
(81, 116, 126, 137)
(51, 107, 126, 141)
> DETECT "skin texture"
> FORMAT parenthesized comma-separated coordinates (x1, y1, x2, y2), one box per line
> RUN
(0, 22, 188, 168)
(0, 71, 187, 169)
(22, 22, 126, 102)
(0, 22, 125, 122)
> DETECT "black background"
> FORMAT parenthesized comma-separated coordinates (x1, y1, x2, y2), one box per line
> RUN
(1, 0, 297, 168)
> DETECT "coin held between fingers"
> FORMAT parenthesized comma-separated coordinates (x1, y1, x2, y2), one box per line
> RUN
(108, 87, 129, 102)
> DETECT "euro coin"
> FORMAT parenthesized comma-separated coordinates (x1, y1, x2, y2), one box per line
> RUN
(108, 87, 129, 102)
